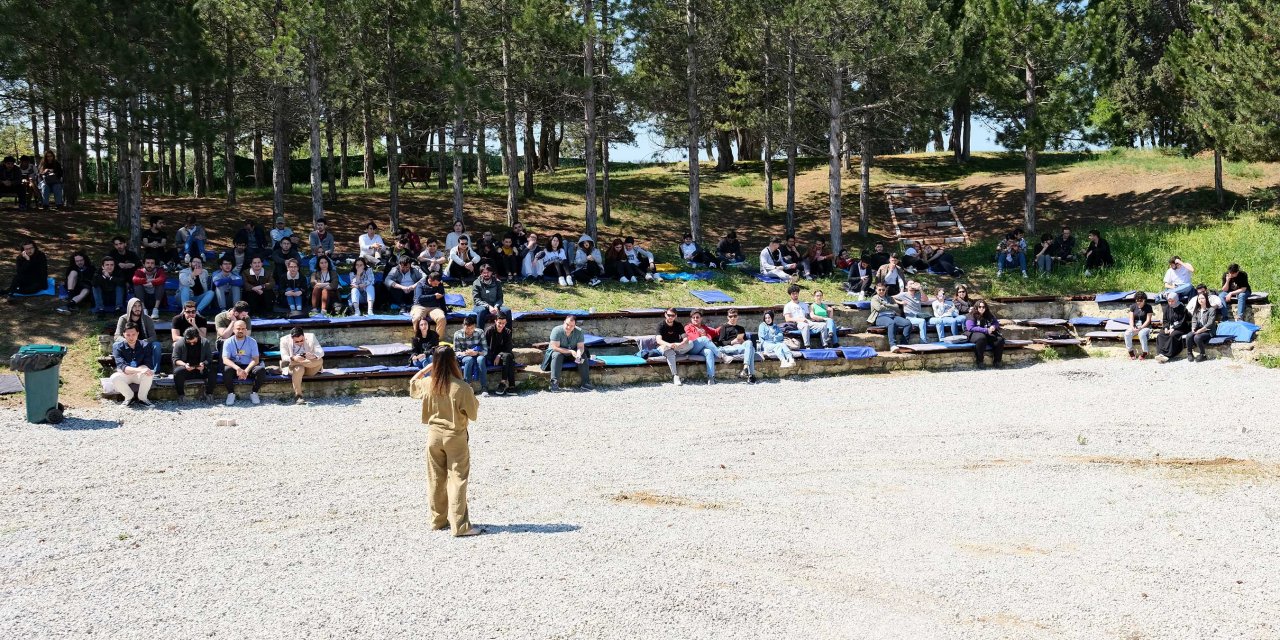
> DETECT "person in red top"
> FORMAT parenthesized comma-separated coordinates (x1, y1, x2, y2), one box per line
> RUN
(131, 256, 168, 319)
(683, 310, 732, 384)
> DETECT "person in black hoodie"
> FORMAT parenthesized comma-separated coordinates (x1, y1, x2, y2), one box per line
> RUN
(1156, 292, 1192, 362)
(484, 313, 517, 395)
(1083, 229, 1114, 276)
(0, 156, 28, 210)
(5, 239, 48, 297)
(92, 256, 127, 315)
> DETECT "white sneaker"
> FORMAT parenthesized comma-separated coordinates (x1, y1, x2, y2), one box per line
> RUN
(1021, 271, 1028, 278)
(250, 392, 260, 405)
(225, 393, 236, 406)
(645, 273, 654, 281)
(557, 276, 566, 286)
(780, 360, 796, 369)
(150, 308, 160, 319)
(120, 397, 132, 406)
(720, 353, 732, 364)
(673, 375, 682, 386)
(568, 277, 575, 286)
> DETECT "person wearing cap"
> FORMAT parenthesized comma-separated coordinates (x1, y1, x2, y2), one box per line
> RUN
(385, 255, 426, 311)
(359, 222, 386, 265)
(448, 235, 481, 283)
(716, 308, 758, 383)
(452, 315, 489, 394)
(471, 263, 508, 328)
(270, 218, 293, 251)
(280, 326, 325, 404)
(3, 156, 32, 209)
(1155, 291, 1191, 363)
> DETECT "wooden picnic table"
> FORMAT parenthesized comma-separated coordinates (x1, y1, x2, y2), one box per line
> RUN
(398, 164, 431, 188)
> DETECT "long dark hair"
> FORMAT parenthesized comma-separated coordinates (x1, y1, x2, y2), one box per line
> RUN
(431, 344, 462, 397)
(968, 299, 996, 325)
(69, 251, 89, 271)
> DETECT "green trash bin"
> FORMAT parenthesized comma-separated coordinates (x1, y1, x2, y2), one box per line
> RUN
(10, 344, 67, 424)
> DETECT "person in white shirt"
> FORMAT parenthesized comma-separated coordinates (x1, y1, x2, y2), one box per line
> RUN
(540, 233, 571, 284)
(447, 235, 481, 283)
(1185, 283, 1222, 316)
(1162, 255, 1195, 301)
(279, 327, 325, 404)
(929, 287, 963, 340)
(782, 284, 830, 348)
(359, 222, 386, 265)
(759, 237, 798, 282)
(679, 232, 717, 267)
(445, 220, 466, 252)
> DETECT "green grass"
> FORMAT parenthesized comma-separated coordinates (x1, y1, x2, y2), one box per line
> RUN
(1259, 355, 1280, 369)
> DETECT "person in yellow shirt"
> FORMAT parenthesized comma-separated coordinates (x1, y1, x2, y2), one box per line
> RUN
(409, 345, 482, 537)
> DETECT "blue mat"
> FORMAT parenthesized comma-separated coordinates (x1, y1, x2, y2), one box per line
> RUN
(1095, 291, 1136, 303)
(344, 313, 412, 323)
(797, 348, 838, 360)
(594, 354, 648, 366)
(1069, 316, 1109, 327)
(444, 293, 465, 307)
(543, 308, 591, 316)
(11, 277, 55, 298)
(251, 317, 295, 328)
(843, 301, 871, 310)
(690, 289, 734, 304)
(755, 273, 787, 284)
(1216, 321, 1260, 343)
(839, 346, 877, 359)
(657, 271, 714, 281)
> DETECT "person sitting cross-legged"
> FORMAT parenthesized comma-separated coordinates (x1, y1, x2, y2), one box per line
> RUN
(868, 283, 911, 350)
(109, 322, 155, 407)
(1156, 292, 1191, 363)
(655, 308, 692, 386)
(280, 326, 325, 405)
(453, 315, 489, 394)
(716, 229, 744, 266)
(385, 255, 425, 312)
(716, 308, 757, 383)
(759, 237, 798, 283)
(1124, 291, 1155, 360)
(783, 284, 831, 349)
(545, 315, 593, 392)
(471, 264, 508, 329)
(965, 300, 1005, 368)
(684, 310, 732, 385)
(172, 327, 216, 404)
(485, 313, 517, 396)
(222, 319, 265, 405)
(757, 310, 796, 368)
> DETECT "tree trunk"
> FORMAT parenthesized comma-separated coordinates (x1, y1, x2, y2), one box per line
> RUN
(859, 134, 872, 237)
(224, 36, 238, 207)
(339, 114, 349, 188)
(307, 35, 324, 222)
(1213, 146, 1224, 207)
(28, 92, 40, 156)
(582, 0, 598, 239)
(165, 107, 178, 195)
(523, 99, 535, 197)
(42, 105, 50, 159)
(960, 90, 971, 161)
(204, 135, 215, 200)
(1023, 59, 1037, 233)
(599, 0, 612, 224)
(501, 7, 519, 225)
(158, 114, 168, 194)
(128, 98, 143, 249)
(115, 100, 130, 229)
(436, 125, 447, 189)
(272, 88, 289, 221)
(477, 117, 488, 189)
(253, 130, 265, 188)
(451, 0, 465, 223)
(784, 30, 797, 236)
(362, 93, 376, 188)
(385, 6, 401, 234)
(762, 18, 773, 215)
(82, 102, 92, 194)
(538, 115, 551, 171)
(94, 101, 104, 193)
(326, 110, 337, 202)
(193, 90, 207, 197)
(714, 129, 734, 171)
(685, 0, 701, 240)
(827, 66, 844, 255)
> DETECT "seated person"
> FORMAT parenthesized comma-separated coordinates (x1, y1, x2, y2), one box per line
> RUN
(843, 257, 874, 299)
(623, 237, 656, 281)
(716, 230, 744, 265)
(140, 216, 171, 265)
(953, 284, 973, 316)
(1083, 229, 1114, 276)
(1051, 225, 1077, 263)
(218, 239, 251, 275)
(278, 259, 307, 315)
(1124, 291, 1154, 360)
(452, 315, 488, 394)
(874, 254, 905, 296)
(241, 256, 274, 317)
(900, 240, 929, 273)
(178, 256, 215, 314)
(172, 327, 217, 403)
(685, 310, 733, 384)
(893, 281, 932, 345)
(759, 237, 798, 282)
(447, 235, 481, 283)
(475, 231, 500, 270)
(493, 235, 522, 279)
(410, 315, 440, 370)
(757, 310, 796, 368)
(0, 155, 29, 209)
(923, 242, 961, 277)
(107, 236, 140, 275)
(280, 327, 325, 405)
(411, 271, 450, 339)
(382, 237, 417, 279)
(1186, 283, 1222, 317)
(571, 239, 604, 286)
(930, 287, 963, 340)
(221, 319, 265, 405)
(804, 239, 834, 279)
(399, 227, 423, 257)
(5, 239, 48, 297)
(233, 219, 268, 259)
(541, 233, 572, 285)
(385, 255, 426, 311)
(655, 308, 692, 386)
(58, 252, 92, 314)
(270, 218, 293, 251)
(996, 230, 1027, 278)
(521, 232, 544, 279)
(1156, 292, 1191, 363)
(471, 264, 508, 328)
(170, 300, 209, 343)
(484, 313, 517, 396)
(359, 222, 386, 266)
(605, 238, 642, 283)
(679, 232, 717, 267)
(416, 238, 449, 275)
(309, 255, 339, 316)
(780, 235, 804, 272)
(211, 257, 244, 311)
(114, 298, 163, 371)
(92, 256, 127, 316)
(835, 248, 854, 272)
(1034, 233, 1055, 274)
(544, 315, 593, 392)
(349, 257, 376, 316)
(109, 322, 155, 407)
(965, 301, 1005, 368)
(1219, 263, 1251, 322)
(1162, 255, 1195, 301)
(783, 284, 831, 348)
(445, 220, 467, 252)
(868, 283, 911, 349)
(270, 236, 303, 283)
(1186, 289, 1218, 362)
(17, 155, 37, 206)
(863, 242, 890, 272)
(307, 218, 334, 258)
(130, 257, 167, 319)
(213, 301, 253, 347)
(174, 216, 207, 263)
(715, 308, 757, 383)
(808, 289, 839, 347)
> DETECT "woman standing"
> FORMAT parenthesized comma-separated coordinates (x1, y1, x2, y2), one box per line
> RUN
(409, 345, 482, 537)
(38, 150, 64, 210)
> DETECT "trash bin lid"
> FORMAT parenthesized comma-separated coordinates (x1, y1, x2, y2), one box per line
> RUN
(17, 345, 67, 355)
(10, 344, 67, 372)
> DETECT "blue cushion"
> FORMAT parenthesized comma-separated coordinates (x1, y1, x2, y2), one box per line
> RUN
(11, 277, 55, 297)
(755, 273, 786, 283)
(444, 293, 466, 307)
(839, 346, 877, 359)
(843, 301, 871, 310)
(690, 289, 734, 304)
(1095, 291, 1136, 303)
(797, 348, 838, 360)
(595, 354, 647, 366)
(1069, 316, 1109, 327)
(1215, 321, 1260, 343)
(543, 308, 591, 316)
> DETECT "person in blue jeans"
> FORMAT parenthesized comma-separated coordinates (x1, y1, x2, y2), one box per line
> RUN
(1219, 263, 1251, 322)
(996, 230, 1028, 278)
(37, 150, 64, 209)
(452, 315, 489, 393)
(175, 215, 207, 263)
(683, 310, 732, 384)
(178, 257, 215, 314)
(715, 308, 757, 383)
(91, 256, 127, 315)
(869, 283, 912, 349)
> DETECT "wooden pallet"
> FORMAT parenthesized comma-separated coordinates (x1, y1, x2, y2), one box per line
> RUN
(884, 183, 970, 247)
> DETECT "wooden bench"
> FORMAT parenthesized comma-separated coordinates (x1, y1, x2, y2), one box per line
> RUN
(398, 165, 431, 188)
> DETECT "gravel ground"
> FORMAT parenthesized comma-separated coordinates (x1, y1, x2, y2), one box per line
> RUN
(3, 357, 1280, 639)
